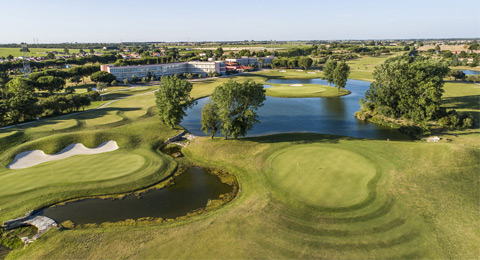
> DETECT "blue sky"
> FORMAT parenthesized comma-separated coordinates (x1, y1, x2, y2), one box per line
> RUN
(1, 0, 479, 43)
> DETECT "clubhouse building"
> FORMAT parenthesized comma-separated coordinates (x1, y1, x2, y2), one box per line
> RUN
(100, 61, 226, 80)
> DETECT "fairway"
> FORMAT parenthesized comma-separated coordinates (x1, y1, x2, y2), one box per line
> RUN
(265, 84, 350, 98)
(267, 145, 376, 207)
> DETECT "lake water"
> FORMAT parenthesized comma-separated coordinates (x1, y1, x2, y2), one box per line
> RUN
(35, 167, 233, 225)
(462, 70, 480, 75)
(182, 78, 412, 140)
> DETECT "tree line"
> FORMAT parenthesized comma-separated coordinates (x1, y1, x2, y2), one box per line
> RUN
(0, 54, 117, 72)
(0, 76, 100, 127)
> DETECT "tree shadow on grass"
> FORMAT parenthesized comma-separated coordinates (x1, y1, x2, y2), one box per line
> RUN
(244, 132, 358, 144)
(442, 94, 480, 121)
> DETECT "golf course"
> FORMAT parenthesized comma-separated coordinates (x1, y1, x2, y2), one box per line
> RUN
(0, 60, 479, 259)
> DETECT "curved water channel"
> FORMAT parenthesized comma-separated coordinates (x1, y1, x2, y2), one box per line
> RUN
(182, 78, 413, 140)
(35, 167, 233, 225)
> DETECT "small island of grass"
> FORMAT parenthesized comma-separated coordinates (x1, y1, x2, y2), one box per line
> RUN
(265, 83, 351, 98)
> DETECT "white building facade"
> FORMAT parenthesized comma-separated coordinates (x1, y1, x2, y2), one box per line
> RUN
(101, 61, 226, 80)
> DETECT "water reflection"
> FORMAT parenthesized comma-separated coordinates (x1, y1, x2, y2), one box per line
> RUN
(182, 78, 412, 140)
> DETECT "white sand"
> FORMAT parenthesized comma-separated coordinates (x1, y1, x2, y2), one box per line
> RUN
(307, 72, 316, 74)
(289, 84, 303, 87)
(278, 70, 286, 72)
(295, 70, 303, 72)
(7, 141, 119, 169)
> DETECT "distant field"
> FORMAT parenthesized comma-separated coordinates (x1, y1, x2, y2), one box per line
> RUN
(0, 48, 101, 58)
(417, 45, 468, 52)
(347, 53, 402, 81)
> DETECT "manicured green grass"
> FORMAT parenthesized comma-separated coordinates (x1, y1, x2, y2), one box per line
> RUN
(346, 54, 402, 81)
(0, 120, 179, 224)
(442, 82, 480, 123)
(265, 83, 350, 98)
(267, 145, 376, 207)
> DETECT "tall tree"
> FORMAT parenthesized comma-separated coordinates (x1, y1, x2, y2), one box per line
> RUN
(363, 56, 449, 124)
(90, 71, 116, 83)
(333, 61, 350, 91)
(323, 58, 337, 85)
(36, 76, 66, 94)
(0, 71, 10, 99)
(201, 101, 220, 139)
(155, 75, 195, 129)
(298, 57, 313, 70)
(211, 80, 266, 139)
(5, 78, 41, 126)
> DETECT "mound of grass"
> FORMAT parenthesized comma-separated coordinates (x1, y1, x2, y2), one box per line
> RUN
(267, 145, 376, 207)
(265, 84, 350, 98)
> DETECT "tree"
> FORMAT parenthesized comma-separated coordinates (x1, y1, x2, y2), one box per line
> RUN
(201, 101, 220, 139)
(131, 75, 139, 83)
(333, 61, 350, 90)
(64, 48, 69, 54)
(211, 80, 266, 139)
(0, 71, 10, 99)
(36, 76, 66, 94)
(123, 78, 129, 85)
(90, 71, 116, 83)
(363, 56, 449, 124)
(215, 47, 224, 58)
(298, 57, 313, 70)
(155, 75, 195, 129)
(70, 75, 82, 86)
(5, 78, 41, 126)
(449, 70, 466, 81)
(47, 52, 55, 59)
(111, 80, 118, 86)
(323, 58, 337, 85)
(6, 55, 13, 60)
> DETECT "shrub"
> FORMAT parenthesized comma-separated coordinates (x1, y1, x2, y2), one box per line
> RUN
(462, 117, 474, 128)
(60, 220, 75, 229)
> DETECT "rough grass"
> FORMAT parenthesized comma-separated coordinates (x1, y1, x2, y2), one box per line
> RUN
(265, 83, 350, 98)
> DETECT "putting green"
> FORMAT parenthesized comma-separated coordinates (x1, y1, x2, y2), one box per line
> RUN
(267, 145, 376, 207)
(0, 150, 145, 197)
(265, 84, 350, 98)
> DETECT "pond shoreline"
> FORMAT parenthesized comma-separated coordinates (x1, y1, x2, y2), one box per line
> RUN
(31, 164, 238, 228)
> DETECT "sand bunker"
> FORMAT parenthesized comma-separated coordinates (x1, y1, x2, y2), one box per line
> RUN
(307, 72, 316, 74)
(278, 70, 286, 72)
(289, 84, 304, 87)
(7, 141, 119, 169)
(295, 70, 303, 72)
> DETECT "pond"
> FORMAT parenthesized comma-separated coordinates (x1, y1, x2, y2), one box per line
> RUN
(462, 70, 480, 75)
(34, 167, 233, 225)
(182, 78, 413, 140)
